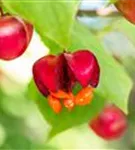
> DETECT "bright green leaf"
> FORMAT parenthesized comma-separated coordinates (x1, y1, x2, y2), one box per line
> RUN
(3, 0, 80, 48)
(114, 19, 135, 47)
(40, 35, 63, 55)
(109, 0, 118, 4)
(27, 80, 105, 138)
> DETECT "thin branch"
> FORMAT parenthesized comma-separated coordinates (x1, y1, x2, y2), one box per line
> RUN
(0, 7, 4, 16)
(77, 10, 122, 18)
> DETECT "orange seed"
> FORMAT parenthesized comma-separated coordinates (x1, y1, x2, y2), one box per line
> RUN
(50, 90, 71, 99)
(75, 86, 94, 106)
(48, 95, 62, 114)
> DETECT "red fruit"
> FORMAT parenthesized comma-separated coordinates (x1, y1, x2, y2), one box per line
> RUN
(0, 15, 33, 60)
(33, 50, 100, 113)
(33, 55, 66, 96)
(89, 104, 127, 140)
(64, 50, 100, 87)
(115, 0, 135, 24)
(33, 50, 100, 97)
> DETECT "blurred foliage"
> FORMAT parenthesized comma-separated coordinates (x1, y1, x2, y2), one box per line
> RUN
(0, 90, 44, 149)
(113, 19, 135, 48)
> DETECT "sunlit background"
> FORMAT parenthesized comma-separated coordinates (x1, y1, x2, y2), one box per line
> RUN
(0, 0, 135, 149)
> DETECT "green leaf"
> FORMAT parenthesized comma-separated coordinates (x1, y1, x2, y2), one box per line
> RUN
(114, 19, 135, 47)
(28, 80, 105, 138)
(40, 35, 63, 55)
(3, 0, 80, 48)
(109, 0, 118, 4)
(68, 21, 132, 113)
(107, 0, 118, 6)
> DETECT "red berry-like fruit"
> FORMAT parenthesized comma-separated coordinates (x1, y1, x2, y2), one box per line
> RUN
(0, 15, 33, 60)
(33, 50, 100, 113)
(115, 0, 135, 24)
(33, 50, 100, 97)
(89, 104, 127, 140)
(33, 55, 64, 96)
(64, 50, 100, 87)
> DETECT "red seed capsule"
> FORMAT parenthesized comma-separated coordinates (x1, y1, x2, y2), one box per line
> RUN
(0, 15, 33, 60)
(89, 104, 128, 140)
(33, 50, 100, 113)
(33, 50, 100, 98)
(64, 50, 100, 88)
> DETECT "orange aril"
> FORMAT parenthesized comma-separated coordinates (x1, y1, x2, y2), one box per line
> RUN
(63, 92, 75, 110)
(50, 90, 71, 99)
(75, 87, 94, 106)
(48, 95, 62, 114)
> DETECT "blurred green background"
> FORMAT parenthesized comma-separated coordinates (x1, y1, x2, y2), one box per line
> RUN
(0, 0, 135, 149)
